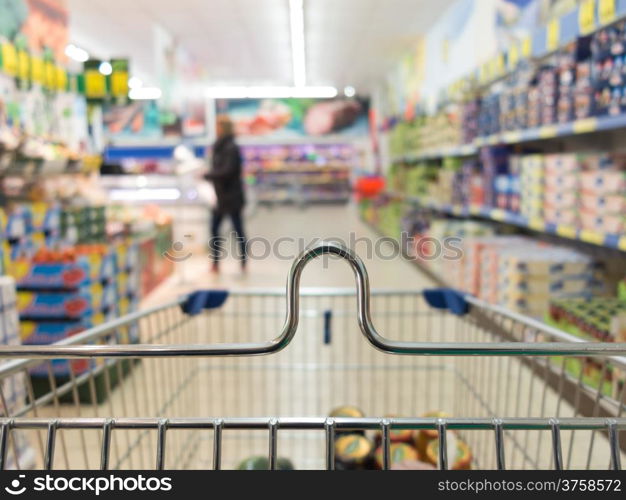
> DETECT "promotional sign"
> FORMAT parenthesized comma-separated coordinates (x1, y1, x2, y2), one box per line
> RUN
(84, 60, 107, 100)
(0, 0, 69, 62)
(216, 97, 370, 139)
(102, 101, 162, 139)
(110, 59, 129, 100)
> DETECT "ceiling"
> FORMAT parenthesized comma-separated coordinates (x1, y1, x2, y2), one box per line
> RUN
(67, 0, 455, 93)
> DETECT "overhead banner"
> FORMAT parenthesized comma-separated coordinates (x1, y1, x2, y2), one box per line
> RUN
(216, 97, 370, 139)
(110, 59, 129, 99)
(0, 0, 69, 62)
(84, 60, 107, 100)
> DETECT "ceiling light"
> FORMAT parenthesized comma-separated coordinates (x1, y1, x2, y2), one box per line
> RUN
(343, 86, 356, 98)
(99, 62, 113, 76)
(205, 87, 250, 99)
(109, 188, 181, 201)
(204, 86, 338, 99)
(129, 87, 162, 100)
(247, 86, 292, 98)
(289, 0, 306, 87)
(128, 77, 143, 89)
(291, 86, 338, 98)
(65, 44, 89, 63)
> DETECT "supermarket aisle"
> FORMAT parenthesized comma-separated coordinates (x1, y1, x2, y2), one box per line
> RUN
(144, 203, 433, 307)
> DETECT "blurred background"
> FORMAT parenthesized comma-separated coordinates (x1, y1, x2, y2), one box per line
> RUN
(0, 0, 626, 471)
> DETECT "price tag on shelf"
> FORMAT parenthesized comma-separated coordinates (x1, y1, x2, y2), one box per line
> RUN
(579, 0, 596, 34)
(111, 59, 129, 98)
(528, 217, 546, 232)
(484, 59, 492, 80)
(85, 70, 107, 99)
(508, 44, 520, 69)
(556, 225, 578, 239)
(31, 57, 44, 85)
(1, 43, 18, 76)
(55, 66, 67, 91)
(547, 18, 560, 51)
(503, 131, 522, 143)
(44, 61, 56, 89)
(573, 117, 598, 134)
(17, 50, 30, 82)
(599, 0, 616, 25)
(522, 36, 533, 58)
(479, 64, 486, 83)
(496, 53, 505, 76)
(490, 209, 507, 222)
(111, 72, 128, 97)
(580, 229, 605, 246)
(539, 125, 558, 138)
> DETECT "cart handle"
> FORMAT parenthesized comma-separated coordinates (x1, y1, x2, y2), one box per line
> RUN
(2, 241, 626, 358)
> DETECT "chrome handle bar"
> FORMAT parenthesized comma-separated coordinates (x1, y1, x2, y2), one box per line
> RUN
(1, 242, 626, 358)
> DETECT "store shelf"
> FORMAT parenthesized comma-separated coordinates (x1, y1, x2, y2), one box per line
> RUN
(392, 192, 626, 252)
(392, 144, 477, 163)
(475, 114, 626, 147)
(473, 0, 626, 86)
(392, 114, 626, 163)
(246, 165, 351, 173)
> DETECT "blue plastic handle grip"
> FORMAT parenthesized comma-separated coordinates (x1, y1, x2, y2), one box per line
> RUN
(324, 310, 332, 345)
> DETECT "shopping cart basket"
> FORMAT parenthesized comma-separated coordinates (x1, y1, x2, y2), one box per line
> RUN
(0, 242, 625, 471)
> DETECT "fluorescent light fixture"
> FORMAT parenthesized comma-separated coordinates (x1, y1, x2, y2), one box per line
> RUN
(205, 86, 337, 99)
(109, 188, 181, 201)
(205, 86, 250, 99)
(129, 87, 163, 100)
(65, 44, 89, 63)
(289, 0, 306, 87)
(99, 61, 113, 75)
(344, 86, 356, 98)
(291, 86, 338, 98)
(247, 86, 292, 98)
(128, 77, 143, 89)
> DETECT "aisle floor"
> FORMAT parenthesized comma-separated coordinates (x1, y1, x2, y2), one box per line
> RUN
(146, 203, 433, 305)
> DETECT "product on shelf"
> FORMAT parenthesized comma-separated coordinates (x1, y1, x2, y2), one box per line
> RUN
(12, 240, 140, 385)
(547, 297, 626, 398)
(243, 143, 353, 204)
(543, 153, 581, 227)
(591, 21, 626, 117)
(389, 105, 468, 157)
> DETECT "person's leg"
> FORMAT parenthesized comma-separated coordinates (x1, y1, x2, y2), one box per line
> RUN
(209, 211, 224, 270)
(230, 210, 247, 267)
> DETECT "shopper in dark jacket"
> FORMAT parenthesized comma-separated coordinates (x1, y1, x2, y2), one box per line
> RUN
(205, 116, 247, 273)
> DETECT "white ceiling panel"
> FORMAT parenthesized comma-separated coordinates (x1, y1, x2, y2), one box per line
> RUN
(68, 0, 455, 93)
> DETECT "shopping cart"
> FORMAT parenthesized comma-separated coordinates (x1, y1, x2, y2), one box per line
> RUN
(0, 242, 625, 471)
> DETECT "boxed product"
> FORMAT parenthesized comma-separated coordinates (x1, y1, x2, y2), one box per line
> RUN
(580, 170, 626, 194)
(17, 283, 117, 319)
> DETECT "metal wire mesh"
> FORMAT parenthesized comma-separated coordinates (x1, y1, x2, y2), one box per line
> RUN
(0, 289, 624, 470)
